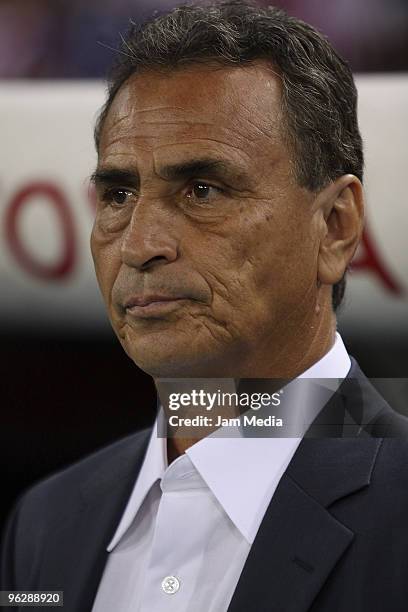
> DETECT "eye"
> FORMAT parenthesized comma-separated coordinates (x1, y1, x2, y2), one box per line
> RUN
(103, 188, 134, 207)
(186, 182, 222, 202)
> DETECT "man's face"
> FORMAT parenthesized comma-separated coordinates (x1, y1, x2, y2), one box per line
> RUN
(91, 61, 322, 377)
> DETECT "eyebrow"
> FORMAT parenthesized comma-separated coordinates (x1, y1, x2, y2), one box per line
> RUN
(90, 168, 139, 188)
(91, 157, 253, 190)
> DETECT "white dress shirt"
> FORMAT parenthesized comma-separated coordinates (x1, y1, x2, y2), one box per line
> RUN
(91, 332, 351, 612)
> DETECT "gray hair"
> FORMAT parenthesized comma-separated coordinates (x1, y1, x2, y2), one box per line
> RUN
(95, 0, 364, 310)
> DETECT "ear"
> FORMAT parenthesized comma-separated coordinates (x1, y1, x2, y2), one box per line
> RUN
(316, 174, 364, 286)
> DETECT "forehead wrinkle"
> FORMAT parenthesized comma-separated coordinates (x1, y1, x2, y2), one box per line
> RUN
(129, 105, 192, 114)
(105, 92, 281, 150)
(242, 114, 283, 145)
(110, 105, 203, 126)
(103, 111, 132, 136)
(102, 123, 255, 163)
(103, 117, 228, 143)
(124, 118, 270, 147)
(103, 133, 161, 149)
(186, 137, 252, 159)
(105, 111, 281, 156)
(150, 138, 253, 168)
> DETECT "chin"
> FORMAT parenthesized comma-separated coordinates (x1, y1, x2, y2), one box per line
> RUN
(116, 317, 241, 378)
(121, 334, 226, 378)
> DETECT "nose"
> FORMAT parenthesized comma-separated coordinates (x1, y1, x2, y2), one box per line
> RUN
(120, 198, 178, 271)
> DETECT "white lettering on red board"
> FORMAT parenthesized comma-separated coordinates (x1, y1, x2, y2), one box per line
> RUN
(5, 182, 77, 280)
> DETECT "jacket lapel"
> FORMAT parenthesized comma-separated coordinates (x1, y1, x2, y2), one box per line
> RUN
(227, 362, 384, 612)
(36, 429, 151, 612)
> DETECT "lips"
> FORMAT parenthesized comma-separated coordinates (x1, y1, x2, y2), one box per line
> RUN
(123, 294, 191, 319)
(124, 295, 186, 308)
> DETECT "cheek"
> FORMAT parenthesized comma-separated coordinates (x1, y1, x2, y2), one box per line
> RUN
(234, 209, 318, 311)
(190, 230, 249, 309)
(187, 217, 270, 325)
(260, 223, 319, 314)
(91, 227, 122, 304)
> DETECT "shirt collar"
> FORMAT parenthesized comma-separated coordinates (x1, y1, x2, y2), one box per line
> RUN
(108, 332, 350, 549)
(107, 419, 167, 551)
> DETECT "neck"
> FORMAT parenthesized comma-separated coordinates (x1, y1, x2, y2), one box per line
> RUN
(156, 297, 337, 461)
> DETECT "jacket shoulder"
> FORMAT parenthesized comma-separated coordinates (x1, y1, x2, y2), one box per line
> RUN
(2, 428, 151, 549)
(22, 428, 151, 515)
(1, 428, 151, 590)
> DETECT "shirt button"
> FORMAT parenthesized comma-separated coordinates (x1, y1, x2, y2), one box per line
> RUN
(161, 575, 180, 594)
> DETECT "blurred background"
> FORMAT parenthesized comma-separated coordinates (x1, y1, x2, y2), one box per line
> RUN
(1, 0, 407, 529)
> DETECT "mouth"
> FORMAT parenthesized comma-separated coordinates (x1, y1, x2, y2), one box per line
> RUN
(124, 295, 190, 319)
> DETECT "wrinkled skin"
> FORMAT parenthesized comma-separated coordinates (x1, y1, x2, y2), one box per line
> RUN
(91, 61, 364, 379)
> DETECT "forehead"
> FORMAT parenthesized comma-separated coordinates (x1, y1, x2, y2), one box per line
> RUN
(99, 60, 286, 169)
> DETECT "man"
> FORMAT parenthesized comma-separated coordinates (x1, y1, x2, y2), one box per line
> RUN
(2, 1, 408, 610)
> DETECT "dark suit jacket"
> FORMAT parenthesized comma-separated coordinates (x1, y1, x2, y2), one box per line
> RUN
(2, 358, 408, 611)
